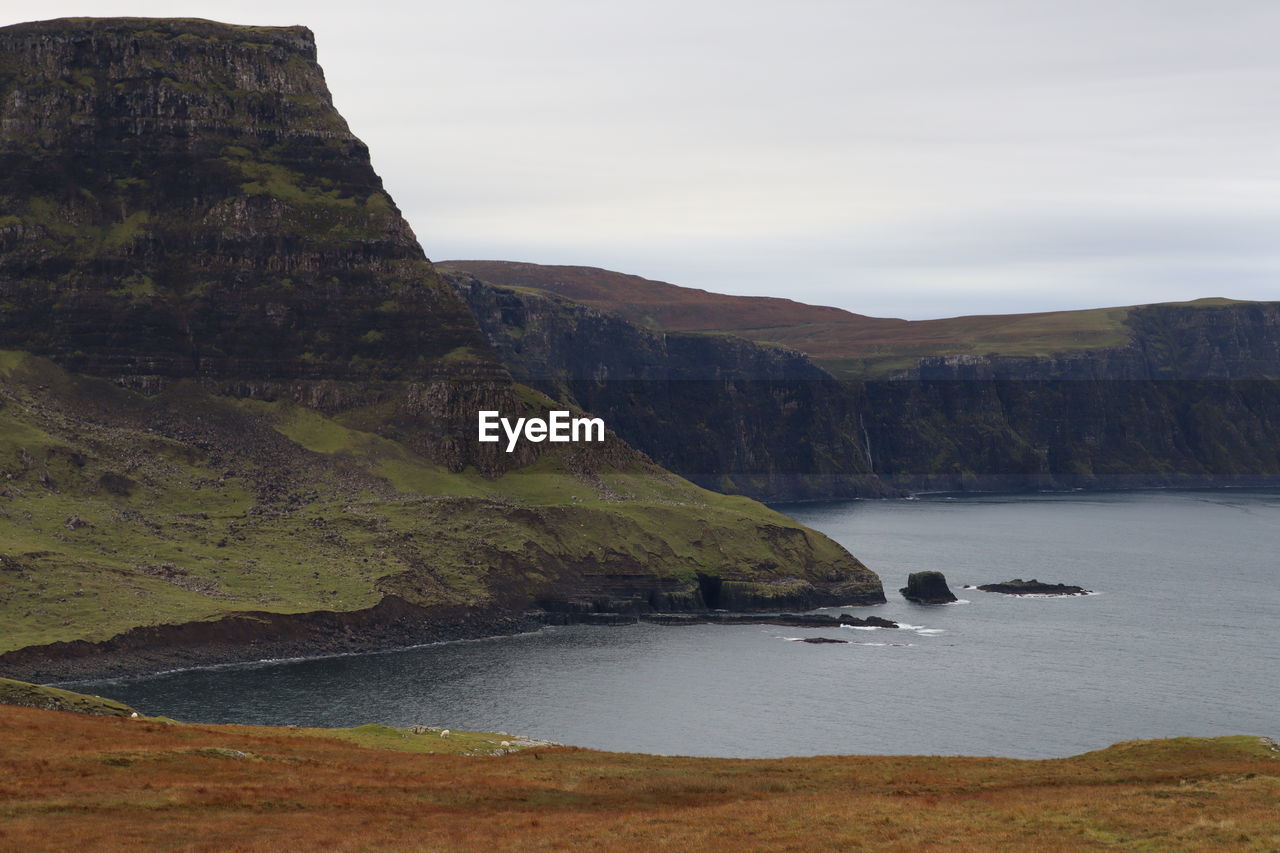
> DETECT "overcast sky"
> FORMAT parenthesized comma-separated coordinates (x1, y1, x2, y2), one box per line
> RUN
(5, 1, 1279, 318)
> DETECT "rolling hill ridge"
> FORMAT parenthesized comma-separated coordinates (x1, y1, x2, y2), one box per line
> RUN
(441, 260, 1277, 380)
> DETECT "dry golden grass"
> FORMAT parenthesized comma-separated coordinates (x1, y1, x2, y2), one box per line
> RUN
(1, 705, 1277, 851)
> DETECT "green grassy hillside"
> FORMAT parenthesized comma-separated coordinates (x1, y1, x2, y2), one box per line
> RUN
(0, 350, 876, 657)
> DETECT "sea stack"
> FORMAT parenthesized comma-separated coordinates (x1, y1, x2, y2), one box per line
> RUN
(900, 571, 958, 604)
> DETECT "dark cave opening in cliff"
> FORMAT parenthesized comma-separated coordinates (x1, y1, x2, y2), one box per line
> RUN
(697, 574, 723, 609)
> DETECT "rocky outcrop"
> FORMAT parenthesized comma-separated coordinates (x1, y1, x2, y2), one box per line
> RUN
(976, 579, 1091, 596)
(900, 571, 957, 604)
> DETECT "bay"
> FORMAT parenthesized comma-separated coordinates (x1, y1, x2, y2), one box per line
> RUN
(65, 490, 1280, 758)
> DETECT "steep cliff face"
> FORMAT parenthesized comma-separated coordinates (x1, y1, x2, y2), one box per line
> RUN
(450, 271, 886, 500)
(0, 18, 883, 672)
(449, 262, 1280, 496)
(912, 303, 1280, 380)
(866, 303, 1280, 491)
(856, 378, 1280, 492)
(0, 17, 521, 478)
(0, 19, 488, 384)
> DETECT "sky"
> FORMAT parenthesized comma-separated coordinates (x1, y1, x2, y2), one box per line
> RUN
(4, 1, 1278, 319)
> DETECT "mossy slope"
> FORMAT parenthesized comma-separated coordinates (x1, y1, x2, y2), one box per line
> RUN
(0, 350, 877, 659)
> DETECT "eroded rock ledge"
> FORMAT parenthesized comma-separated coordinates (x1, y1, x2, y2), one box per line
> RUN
(976, 579, 1091, 596)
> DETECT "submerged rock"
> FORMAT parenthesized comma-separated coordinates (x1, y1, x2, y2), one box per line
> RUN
(641, 612, 897, 629)
(977, 579, 1090, 596)
(900, 571, 957, 604)
(536, 611, 899, 629)
(800, 637, 848, 644)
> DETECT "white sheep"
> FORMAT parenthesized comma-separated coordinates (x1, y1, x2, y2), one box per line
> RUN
(500, 740, 511, 749)
(440, 729, 450, 738)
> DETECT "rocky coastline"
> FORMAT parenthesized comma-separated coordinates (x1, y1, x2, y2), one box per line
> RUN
(0, 599, 895, 684)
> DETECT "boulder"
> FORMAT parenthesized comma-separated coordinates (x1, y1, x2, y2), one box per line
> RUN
(900, 571, 957, 604)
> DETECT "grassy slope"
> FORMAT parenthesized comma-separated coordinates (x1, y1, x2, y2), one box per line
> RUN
(0, 351, 866, 653)
(1, 703, 1277, 851)
(0, 677, 136, 716)
(441, 261, 1248, 377)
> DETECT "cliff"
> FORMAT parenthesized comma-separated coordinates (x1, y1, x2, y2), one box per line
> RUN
(912, 302, 1280, 380)
(861, 302, 1280, 491)
(446, 262, 1280, 496)
(448, 270, 886, 500)
(0, 18, 883, 677)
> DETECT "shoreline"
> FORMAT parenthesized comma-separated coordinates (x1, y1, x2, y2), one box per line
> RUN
(0, 598, 540, 684)
(3, 600, 893, 685)
(768, 480, 1280, 507)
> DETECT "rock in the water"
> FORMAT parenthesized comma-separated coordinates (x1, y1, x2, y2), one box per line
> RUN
(631, 612, 897, 629)
(900, 571, 957, 604)
(977, 579, 1090, 596)
(800, 637, 848, 644)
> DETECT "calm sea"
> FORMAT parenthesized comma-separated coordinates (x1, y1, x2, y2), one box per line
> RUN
(65, 490, 1280, 758)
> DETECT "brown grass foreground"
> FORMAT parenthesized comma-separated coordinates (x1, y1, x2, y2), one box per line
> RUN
(1, 705, 1277, 852)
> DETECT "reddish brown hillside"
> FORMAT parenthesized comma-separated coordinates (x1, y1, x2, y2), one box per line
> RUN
(440, 260, 1162, 376)
(440, 260, 893, 332)
(4, 704, 1279, 851)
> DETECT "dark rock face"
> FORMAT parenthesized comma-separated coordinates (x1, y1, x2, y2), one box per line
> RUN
(450, 262, 1280, 498)
(977, 579, 1091, 596)
(862, 303, 1280, 492)
(907, 303, 1280, 381)
(450, 271, 887, 501)
(900, 571, 957, 604)
(0, 18, 520, 474)
(0, 19, 491, 382)
(858, 376, 1280, 493)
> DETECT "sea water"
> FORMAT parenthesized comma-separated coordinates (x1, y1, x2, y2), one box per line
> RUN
(65, 490, 1280, 758)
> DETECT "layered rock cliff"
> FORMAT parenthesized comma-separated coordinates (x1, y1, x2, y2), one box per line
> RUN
(863, 302, 1280, 491)
(0, 17, 884, 675)
(448, 264, 1280, 497)
(911, 302, 1280, 381)
(449, 270, 886, 500)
